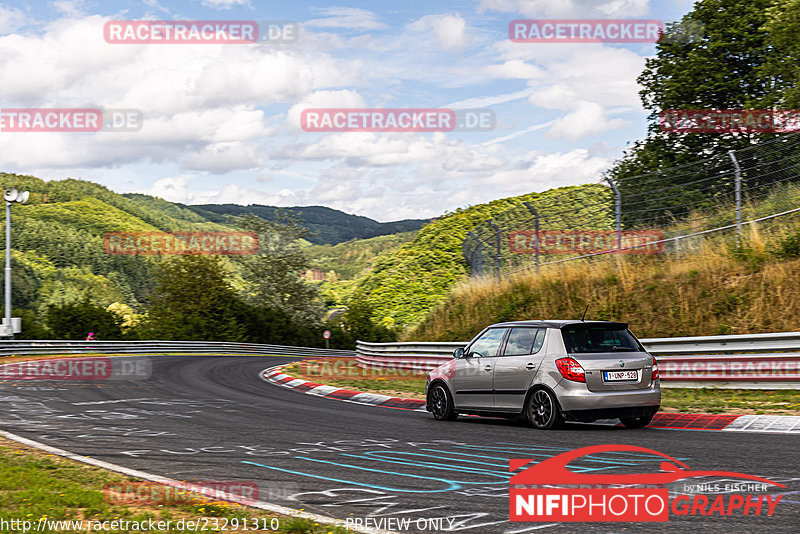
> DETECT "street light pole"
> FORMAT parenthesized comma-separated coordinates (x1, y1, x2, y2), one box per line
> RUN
(5, 201, 11, 338)
(2, 187, 29, 339)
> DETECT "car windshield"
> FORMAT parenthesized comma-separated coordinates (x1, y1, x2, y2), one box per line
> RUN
(561, 325, 641, 353)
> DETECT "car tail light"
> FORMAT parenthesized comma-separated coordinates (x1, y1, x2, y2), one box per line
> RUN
(651, 356, 660, 381)
(555, 357, 585, 383)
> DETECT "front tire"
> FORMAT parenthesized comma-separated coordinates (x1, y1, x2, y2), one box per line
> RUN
(526, 388, 564, 429)
(429, 384, 457, 421)
(620, 414, 653, 429)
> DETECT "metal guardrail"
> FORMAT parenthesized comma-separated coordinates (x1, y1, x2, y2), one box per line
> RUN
(0, 340, 355, 358)
(356, 332, 800, 389)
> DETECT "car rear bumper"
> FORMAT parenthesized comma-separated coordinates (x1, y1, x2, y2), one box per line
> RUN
(556, 380, 661, 413)
(562, 404, 660, 422)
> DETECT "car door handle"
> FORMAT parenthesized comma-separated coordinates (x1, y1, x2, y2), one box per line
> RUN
(484, 365, 492, 372)
(526, 363, 536, 371)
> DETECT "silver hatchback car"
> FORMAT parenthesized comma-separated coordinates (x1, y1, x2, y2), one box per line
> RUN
(425, 320, 661, 429)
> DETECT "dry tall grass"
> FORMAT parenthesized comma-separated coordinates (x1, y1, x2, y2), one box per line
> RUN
(403, 218, 800, 341)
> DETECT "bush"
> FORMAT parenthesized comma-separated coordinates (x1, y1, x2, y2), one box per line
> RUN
(45, 298, 124, 340)
(773, 231, 800, 258)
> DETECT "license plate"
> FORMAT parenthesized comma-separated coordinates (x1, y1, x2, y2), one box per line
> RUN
(603, 370, 638, 382)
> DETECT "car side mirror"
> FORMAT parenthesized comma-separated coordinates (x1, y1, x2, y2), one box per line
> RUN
(453, 347, 465, 359)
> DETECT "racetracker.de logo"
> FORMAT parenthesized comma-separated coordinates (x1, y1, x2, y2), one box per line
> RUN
(660, 109, 800, 133)
(509, 19, 664, 43)
(103, 232, 259, 255)
(509, 230, 664, 255)
(0, 108, 142, 132)
(0, 357, 151, 381)
(103, 20, 298, 44)
(104, 480, 260, 506)
(300, 108, 495, 132)
(509, 444, 784, 523)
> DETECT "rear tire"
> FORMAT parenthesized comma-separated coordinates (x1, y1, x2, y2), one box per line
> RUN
(620, 414, 654, 429)
(429, 384, 457, 421)
(526, 388, 564, 430)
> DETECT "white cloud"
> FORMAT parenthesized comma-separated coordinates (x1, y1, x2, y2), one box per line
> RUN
(484, 59, 543, 79)
(52, 0, 86, 17)
(200, 0, 252, 10)
(545, 101, 628, 140)
(285, 89, 367, 132)
(478, 0, 650, 17)
(480, 43, 648, 141)
(182, 142, 263, 173)
(149, 175, 191, 203)
(483, 121, 553, 145)
(407, 14, 469, 51)
(0, 4, 27, 33)
(261, 130, 612, 220)
(306, 7, 387, 31)
(0, 15, 361, 171)
(0, 4, 650, 222)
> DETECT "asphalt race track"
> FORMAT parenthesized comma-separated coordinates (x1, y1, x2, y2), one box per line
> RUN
(1, 355, 798, 533)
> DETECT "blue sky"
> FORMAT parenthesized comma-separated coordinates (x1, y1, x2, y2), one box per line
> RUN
(0, 0, 695, 221)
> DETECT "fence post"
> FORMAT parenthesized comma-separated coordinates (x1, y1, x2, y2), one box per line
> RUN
(606, 179, 622, 252)
(467, 231, 483, 276)
(486, 219, 501, 278)
(522, 202, 540, 272)
(729, 150, 742, 238)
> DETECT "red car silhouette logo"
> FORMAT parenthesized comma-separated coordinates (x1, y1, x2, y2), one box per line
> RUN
(510, 444, 785, 487)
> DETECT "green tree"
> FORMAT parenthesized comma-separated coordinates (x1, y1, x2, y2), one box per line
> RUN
(762, 0, 800, 107)
(339, 300, 396, 342)
(235, 213, 324, 324)
(142, 255, 248, 341)
(45, 298, 124, 340)
(606, 0, 790, 226)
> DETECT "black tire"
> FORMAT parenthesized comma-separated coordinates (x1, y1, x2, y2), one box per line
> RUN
(429, 383, 457, 421)
(526, 388, 564, 430)
(620, 414, 654, 429)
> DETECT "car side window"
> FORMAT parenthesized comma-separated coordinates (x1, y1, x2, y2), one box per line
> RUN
(467, 328, 508, 358)
(503, 327, 545, 356)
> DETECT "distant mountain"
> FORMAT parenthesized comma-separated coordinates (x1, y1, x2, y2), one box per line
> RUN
(178, 203, 428, 245)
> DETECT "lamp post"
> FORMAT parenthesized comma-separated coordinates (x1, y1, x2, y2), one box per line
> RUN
(3, 187, 29, 339)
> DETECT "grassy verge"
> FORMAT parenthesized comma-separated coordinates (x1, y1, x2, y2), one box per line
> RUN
(0, 438, 352, 534)
(404, 210, 800, 342)
(283, 359, 428, 399)
(660, 388, 800, 414)
(284, 359, 800, 415)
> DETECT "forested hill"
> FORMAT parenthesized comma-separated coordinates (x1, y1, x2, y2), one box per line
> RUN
(0, 172, 424, 339)
(179, 203, 428, 245)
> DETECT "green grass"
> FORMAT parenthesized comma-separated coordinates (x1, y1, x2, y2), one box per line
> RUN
(0, 438, 352, 533)
(661, 388, 800, 414)
(283, 360, 428, 397)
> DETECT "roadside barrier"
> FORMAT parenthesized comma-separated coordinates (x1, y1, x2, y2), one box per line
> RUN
(0, 340, 354, 358)
(356, 332, 800, 389)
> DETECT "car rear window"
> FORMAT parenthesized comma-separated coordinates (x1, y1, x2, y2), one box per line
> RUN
(561, 325, 642, 353)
